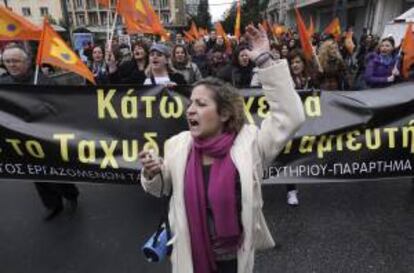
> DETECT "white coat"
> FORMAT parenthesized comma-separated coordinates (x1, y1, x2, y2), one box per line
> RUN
(141, 59, 306, 273)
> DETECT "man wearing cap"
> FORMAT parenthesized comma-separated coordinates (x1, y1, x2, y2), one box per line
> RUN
(143, 43, 186, 86)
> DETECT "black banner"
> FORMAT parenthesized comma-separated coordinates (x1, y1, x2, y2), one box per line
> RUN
(0, 83, 413, 184)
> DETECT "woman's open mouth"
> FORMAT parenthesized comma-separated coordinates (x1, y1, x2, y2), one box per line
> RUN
(188, 119, 199, 128)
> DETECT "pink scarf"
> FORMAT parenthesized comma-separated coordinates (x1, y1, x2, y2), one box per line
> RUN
(184, 132, 241, 273)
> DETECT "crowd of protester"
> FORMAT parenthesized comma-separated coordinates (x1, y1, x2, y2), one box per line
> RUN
(1, 26, 414, 208)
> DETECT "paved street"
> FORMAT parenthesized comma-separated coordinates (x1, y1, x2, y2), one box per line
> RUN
(1, 179, 413, 273)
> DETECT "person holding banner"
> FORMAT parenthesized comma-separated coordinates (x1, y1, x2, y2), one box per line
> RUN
(0, 43, 79, 221)
(139, 25, 305, 273)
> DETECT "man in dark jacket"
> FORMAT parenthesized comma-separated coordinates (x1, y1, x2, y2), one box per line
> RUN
(0, 43, 79, 221)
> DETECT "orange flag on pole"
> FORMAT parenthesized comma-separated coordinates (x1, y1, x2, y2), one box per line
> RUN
(234, 0, 241, 40)
(324, 17, 341, 40)
(124, 15, 153, 34)
(117, 0, 168, 39)
(0, 6, 41, 41)
(189, 21, 200, 39)
(295, 8, 313, 61)
(401, 23, 414, 79)
(215, 21, 232, 54)
(183, 30, 195, 42)
(36, 20, 96, 84)
(308, 16, 315, 37)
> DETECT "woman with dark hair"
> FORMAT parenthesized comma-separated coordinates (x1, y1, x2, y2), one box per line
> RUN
(143, 43, 186, 85)
(364, 37, 400, 88)
(217, 45, 255, 88)
(288, 49, 318, 90)
(88, 45, 110, 84)
(108, 41, 148, 84)
(171, 44, 202, 84)
(280, 43, 290, 59)
(354, 34, 378, 89)
(139, 25, 305, 273)
(270, 43, 282, 60)
(283, 49, 319, 206)
(208, 48, 228, 77)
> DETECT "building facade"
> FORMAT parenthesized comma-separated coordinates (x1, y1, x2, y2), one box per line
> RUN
(266, 0, 414, 39)
(3, 0, 63, 26)
(185, 0, 200, 17)
(64, 0, 185, 28)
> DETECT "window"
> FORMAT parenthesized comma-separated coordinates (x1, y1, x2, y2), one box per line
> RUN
(88, 0, 96, 9)
(78, 14, 85, 25)
(22, 7, 31, 16)
(162, 14, 169, 23)
(101, 13, 108, 24)
(89, 13, 98, 24)
(76, 0, 83, 8)
(40, 7, 49, 16)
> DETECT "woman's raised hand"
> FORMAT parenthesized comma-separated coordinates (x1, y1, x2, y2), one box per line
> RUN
(244, 24, 270, 61)
(139, 150, 163, 179)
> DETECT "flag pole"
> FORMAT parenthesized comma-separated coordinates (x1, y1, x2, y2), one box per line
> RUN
(34, 65, 40, 85)
(106, 0, 112, 43)
(108, 12, 118, 51)
(34, 18, 46, 85)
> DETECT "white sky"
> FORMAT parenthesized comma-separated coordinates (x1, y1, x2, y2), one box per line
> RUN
(209, 0, 234, 22)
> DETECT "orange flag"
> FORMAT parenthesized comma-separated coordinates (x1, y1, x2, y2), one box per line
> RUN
(124, 15, 153, 34)
(215, 21, 232, 54)
(97, 0, 110, 7)
(234, 0, 241, 40)
(117, 0, 168, 40)
(295, 8, 313, 61)
(344, 31, 355, 54)
(261, 19, 270, 33)
(272, 24, 286, 37)
(324, 17, 341, 40)
(36, 20, 95, 84)
(183, 30, 195, 42)
(401, 23, 414, 79)
(308, 16, 315, 37)
(0, 6, 41, 41)
(189, 21, 200, 39)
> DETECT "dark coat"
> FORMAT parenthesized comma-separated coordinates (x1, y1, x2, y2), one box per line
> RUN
(192, 54, 210, 78)
(217, 63, 254, 88)
(0, 70, 55, 85)
(109, 60, 146, 84)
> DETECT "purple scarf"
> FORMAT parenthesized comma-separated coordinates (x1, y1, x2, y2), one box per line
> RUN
(184, 133, 241, 273)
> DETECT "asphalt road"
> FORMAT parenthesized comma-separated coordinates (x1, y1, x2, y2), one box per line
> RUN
(1, 179, 413, 273)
